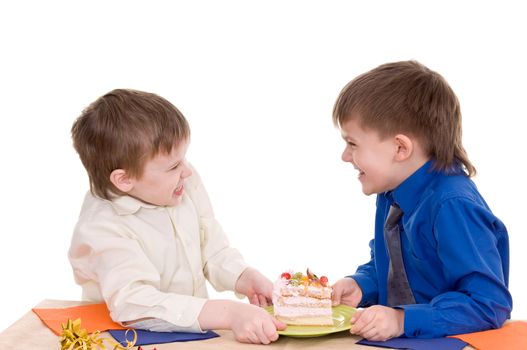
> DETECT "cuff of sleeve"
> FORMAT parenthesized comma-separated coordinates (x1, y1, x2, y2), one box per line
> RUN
(123, 317, 207, 333)
(162, 296, 208, 331)
(401, 303, 434, 338)
(233, 266, 250, 299)
(114, 295, 208, 332)
(349, 274, 378, 306)
(108, 285, 210, 333)
(213, 255, 249, 292)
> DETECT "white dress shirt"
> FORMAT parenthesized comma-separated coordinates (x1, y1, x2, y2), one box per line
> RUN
(68, 167, 248, 332)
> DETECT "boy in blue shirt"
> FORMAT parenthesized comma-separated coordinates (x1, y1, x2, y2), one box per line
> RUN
(331, 61, 512, 341)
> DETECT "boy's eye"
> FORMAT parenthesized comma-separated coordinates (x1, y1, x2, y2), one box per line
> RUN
(347, 141, 357, 147)
(169, 163, 180, 171)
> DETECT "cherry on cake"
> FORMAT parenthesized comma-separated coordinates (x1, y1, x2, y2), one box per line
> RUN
(272, 269, 333, 326)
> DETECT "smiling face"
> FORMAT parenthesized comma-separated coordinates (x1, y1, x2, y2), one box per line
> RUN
(127, 139, 192, 206)
(340, 118, 405, 195)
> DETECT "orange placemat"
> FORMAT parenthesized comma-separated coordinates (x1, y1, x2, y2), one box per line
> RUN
(33, 303, 127, 335)
(450, 321, 527, 350)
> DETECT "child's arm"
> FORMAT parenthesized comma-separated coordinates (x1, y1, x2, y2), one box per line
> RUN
(198, 300, 286, 344)
(71, 224, 283, 342)
(402, 197, 512, 337)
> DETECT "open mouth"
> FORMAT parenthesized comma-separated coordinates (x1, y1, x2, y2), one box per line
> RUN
(357, 169, 365, 179)
(174, 185, 184, 196)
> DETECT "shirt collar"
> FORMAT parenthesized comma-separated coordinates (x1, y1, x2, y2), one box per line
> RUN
(110, 194, 158, 215)
(388, 160, 436, 215)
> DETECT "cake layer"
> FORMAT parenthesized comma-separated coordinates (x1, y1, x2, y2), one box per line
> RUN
(273, 305, 333, 317)
(276, 295, 332, 308)
(279, 284, 332, 299)
(275, 314, 333, 326)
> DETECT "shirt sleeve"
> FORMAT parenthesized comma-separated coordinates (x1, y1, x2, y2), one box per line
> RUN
(69, 220, 207, 332)
(403, 197, 512, 337)
(350, 238, 379, 306)
(126, 318, 202, 333)
(185, 164, 249, 293)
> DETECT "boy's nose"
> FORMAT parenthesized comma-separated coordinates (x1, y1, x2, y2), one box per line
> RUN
(341, 149, 353, 163)
(182, 163, 193, 178)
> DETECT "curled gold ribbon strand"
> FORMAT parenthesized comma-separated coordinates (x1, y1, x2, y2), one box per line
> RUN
(60, 318, 137, 350)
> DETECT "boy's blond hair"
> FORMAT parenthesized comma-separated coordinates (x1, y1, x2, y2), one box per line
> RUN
(71, 89, 190, 200)
(333, 60, 476, 177)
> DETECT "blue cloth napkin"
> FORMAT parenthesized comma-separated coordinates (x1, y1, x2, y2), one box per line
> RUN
(108, 329, 219, 346)
(357, 336, 468, 350)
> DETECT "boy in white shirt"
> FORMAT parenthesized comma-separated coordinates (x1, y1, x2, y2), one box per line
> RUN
(69, 89, 285, 344)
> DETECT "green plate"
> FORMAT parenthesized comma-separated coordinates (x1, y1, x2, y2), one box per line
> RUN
(266, 304, 356, 338)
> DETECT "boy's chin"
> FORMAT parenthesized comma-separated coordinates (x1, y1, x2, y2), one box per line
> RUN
(168, 195, 184, 206)
(361, 186, 382, 196)
(361, 187, 375, 196)
(362, 190, 376, 196)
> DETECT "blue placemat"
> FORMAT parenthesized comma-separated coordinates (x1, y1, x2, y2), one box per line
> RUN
(108, 329, 219, 346)
(357, 336, 468, 350)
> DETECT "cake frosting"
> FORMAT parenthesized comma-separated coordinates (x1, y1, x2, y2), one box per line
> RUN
(272, 269, 333, 326)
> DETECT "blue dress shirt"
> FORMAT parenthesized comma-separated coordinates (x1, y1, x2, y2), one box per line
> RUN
(350, 160, 512, 338)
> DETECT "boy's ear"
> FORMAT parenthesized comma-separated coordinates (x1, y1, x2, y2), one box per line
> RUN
(109, 169, 134, 193)
(393, 134, 414, 162)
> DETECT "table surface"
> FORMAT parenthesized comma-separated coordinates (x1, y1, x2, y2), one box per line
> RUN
(0, 299, 475, 349)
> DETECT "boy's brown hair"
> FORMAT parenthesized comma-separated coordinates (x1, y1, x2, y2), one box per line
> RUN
(71, 89, 190, 200)
(332, 60, 476, 177)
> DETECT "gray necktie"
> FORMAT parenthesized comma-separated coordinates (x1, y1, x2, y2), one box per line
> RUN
(385, 204, 416, 306)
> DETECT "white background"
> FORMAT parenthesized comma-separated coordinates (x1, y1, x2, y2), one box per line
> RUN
(1, 1, 525, 332)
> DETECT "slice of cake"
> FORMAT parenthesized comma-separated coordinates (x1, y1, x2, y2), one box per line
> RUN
(272, 269, 333, 326)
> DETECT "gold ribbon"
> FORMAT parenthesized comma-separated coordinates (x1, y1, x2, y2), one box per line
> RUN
(60, 318, 137, 350)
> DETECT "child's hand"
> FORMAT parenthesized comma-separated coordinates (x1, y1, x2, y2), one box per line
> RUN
(331, 277, 363, 307)
(228, 303, 286, 344)
(350, 305, 404, 341)
(199, 300, 286, 344)
(235, 267, 273, 306)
